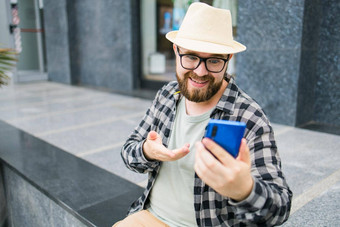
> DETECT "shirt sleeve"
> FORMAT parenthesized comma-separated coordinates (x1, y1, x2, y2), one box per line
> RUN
(229, 122, 292, 225)
(120, 90, 161, 174)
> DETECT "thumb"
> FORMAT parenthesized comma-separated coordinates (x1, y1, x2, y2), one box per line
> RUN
(147, 131, 158, 141)
(237, 139, 251, 165)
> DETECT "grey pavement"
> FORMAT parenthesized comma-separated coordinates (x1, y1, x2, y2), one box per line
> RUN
(1, 81, 339, 226)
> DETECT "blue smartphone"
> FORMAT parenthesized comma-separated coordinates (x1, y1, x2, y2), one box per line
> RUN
(204, 119, 246, 158)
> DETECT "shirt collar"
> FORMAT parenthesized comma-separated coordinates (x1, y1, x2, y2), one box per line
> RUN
(215, 75, 238, 115)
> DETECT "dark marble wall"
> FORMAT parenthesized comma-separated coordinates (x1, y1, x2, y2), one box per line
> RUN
(44, 0, 139, 92)
(0, 164, 7, 226)
(296, 0, 320, 126)
(237, 0, 340, 126)
(44, 0, 72, 84)
(67, 0, 135, 90)
(236, 0, 305, 126)
(3, 166, 86, 226)
(313, 1, 340, 125)
(297, 0, 340, 127)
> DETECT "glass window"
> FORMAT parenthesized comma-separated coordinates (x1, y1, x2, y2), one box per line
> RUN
(140, 0, 238, 86)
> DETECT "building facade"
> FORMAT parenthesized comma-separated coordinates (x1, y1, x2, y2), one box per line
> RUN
(1, 0, 339, 129)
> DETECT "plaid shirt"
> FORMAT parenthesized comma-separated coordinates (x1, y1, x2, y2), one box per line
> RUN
(121, 75, 292, 226)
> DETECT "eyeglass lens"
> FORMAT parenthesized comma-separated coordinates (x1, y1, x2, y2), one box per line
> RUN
(181, 55, 226, 73)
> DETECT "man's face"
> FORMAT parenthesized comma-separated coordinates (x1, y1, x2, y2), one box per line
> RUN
(175, 46, 230, 103)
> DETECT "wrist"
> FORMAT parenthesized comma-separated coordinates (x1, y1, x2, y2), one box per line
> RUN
(233, 176, 254, 202)
(142, 140, 154, 161)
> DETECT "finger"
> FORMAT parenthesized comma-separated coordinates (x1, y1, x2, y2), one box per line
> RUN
(151, 143, 176, 160)
(195, 141, 212, 162)
(195, 160, 217, 184)
(194, 148, 214, 179)
(181, 143, 190, 150)
(172, 143, 190, 154)
(195, 143, 225, 187)
(171, 144, 190, 160)
(147, 131, 163, 145)
(202, 138, 235, 166)
(195, 141, 224, 173)
(237, 139, 251, 165)
(147, 131, 158, 140)
(156, 143, 190, 161)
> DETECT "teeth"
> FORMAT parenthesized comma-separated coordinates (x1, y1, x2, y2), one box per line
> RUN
(191, 78, 207, 84)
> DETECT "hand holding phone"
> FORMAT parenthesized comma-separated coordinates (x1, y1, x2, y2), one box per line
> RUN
(204, 119, 246, 158)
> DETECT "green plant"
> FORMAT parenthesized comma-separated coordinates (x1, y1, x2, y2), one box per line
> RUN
(0, 48, 17, 87)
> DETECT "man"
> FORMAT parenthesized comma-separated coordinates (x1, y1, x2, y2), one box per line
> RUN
(117, 2, 292, 226)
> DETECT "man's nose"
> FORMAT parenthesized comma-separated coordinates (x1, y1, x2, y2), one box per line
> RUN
(193, 60, 209, 76)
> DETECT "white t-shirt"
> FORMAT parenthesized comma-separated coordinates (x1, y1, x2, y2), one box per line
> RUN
(148, 98, 213, 226)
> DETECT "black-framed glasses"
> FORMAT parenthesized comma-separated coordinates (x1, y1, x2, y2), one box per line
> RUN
(177, 47, 230, 73)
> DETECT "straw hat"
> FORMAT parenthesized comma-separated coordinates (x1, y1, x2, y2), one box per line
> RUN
(166, 2, 246, 54)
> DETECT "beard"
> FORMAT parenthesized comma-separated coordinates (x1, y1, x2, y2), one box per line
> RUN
(176, 71, 223, 103)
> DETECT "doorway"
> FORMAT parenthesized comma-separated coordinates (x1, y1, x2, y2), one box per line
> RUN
(9, 0, 47, 82)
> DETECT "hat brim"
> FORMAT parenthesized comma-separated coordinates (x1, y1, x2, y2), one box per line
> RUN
(166, 31, 246, 54)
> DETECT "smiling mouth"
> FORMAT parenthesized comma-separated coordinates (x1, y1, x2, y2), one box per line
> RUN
(190, 77, 208, 84)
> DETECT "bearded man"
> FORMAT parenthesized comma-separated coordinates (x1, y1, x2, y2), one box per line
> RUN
(116, 2, 292, 226)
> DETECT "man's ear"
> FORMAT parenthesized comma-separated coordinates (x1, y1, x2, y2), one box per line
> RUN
(229, 54, 233, 60)
(173, 44, 177, 53)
